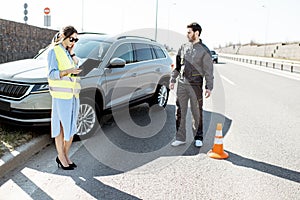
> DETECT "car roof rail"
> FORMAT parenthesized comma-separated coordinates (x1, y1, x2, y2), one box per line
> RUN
(78, 32, 107, 35)
(117, 35, 156, 42)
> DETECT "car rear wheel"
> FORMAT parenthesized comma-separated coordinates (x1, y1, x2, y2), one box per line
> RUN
(76, 97, 101, 139)
(149, 83, 169, 108)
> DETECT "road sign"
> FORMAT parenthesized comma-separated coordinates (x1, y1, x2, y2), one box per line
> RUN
(44, 7, 50, 15)
(24, 3, 28, 24)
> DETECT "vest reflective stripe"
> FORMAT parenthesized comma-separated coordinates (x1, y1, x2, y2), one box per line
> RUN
(48, 45, 81, 99)
(49, 86, 81, 94)
(49, 77, 81, 98)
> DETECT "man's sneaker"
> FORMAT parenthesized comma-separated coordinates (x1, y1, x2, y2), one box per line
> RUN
(171, 140, 186, 147)
(194, 140, 203, 148)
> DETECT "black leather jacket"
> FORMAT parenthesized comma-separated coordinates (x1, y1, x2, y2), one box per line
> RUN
(170, 40, 214, 90)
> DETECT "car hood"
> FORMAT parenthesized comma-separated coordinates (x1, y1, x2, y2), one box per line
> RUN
(0, 59, 48, 83)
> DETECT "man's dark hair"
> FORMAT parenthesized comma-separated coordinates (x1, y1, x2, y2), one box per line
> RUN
(187, 22, 202, 35)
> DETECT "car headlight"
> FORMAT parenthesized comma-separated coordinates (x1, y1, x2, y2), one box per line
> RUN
(30, 83, 49, 94)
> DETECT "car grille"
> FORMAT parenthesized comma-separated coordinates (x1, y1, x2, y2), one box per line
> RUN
(0, 81, 31, 99)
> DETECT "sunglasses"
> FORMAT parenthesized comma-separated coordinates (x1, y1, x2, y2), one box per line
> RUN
(69, 37, 79, 43)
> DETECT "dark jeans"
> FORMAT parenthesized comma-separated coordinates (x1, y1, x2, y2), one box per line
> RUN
(175, 82, 203, 141)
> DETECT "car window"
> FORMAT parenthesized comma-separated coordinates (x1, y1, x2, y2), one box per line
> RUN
(74, 40, 111, 60)
(210, 51, 216, 55)
(111, 43, 134, 64)
(134, 43, 153, 62)
(152, 45, 166, 59)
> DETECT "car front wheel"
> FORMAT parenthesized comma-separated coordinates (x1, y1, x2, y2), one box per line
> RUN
(76, 97, 100, 139)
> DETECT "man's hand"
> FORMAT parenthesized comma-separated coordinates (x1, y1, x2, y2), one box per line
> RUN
(169, 83, 175, 90)
(205, 89, 211, 98)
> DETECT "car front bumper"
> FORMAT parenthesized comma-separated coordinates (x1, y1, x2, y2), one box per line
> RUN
(0, 92, 52, 126)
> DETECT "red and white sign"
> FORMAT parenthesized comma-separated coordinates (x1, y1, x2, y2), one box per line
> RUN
(44, 7, 50, 15)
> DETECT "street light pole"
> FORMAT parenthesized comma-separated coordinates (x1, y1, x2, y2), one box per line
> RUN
(262, 4, 270, 57)
(155, 0, 158, 41)
(81, 0, 84, 32)
(167, 2, 176, 50)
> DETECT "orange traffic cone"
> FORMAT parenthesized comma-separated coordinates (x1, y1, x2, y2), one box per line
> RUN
(208, 123, 229, 159)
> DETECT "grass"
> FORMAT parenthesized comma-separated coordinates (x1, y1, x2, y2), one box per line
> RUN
(0, 124, 48, 158)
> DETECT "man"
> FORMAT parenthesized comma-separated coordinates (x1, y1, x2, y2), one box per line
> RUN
(169, 22, 214, 147)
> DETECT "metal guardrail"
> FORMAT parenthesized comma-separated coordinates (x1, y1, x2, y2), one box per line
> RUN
(220, 53, 300, 74)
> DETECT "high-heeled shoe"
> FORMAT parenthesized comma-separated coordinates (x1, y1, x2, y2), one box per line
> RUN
(69, 162, 77, 168)
(56, 157, 74, 170)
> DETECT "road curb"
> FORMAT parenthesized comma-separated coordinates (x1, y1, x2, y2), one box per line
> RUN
(0, 134, 53, 178)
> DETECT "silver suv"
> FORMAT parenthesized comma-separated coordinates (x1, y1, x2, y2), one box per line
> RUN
(0, 33, 173, 138)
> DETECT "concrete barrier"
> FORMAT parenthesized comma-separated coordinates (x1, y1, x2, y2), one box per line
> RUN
(217, 42, 300, 61)
(220, 53, 300, 74)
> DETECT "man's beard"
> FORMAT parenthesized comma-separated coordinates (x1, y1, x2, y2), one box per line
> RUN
(188, 33, 196, 42)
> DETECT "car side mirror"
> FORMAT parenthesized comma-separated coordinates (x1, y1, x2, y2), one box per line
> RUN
(109, 58, 126, 68)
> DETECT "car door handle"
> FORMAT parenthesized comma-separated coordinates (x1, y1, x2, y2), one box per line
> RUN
(155, 68, 161, 72)
(131, 73, 137, 77)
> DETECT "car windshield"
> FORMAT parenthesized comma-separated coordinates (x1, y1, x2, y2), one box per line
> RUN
(74, 39, 111, 60)
(34, 39, 111, 61)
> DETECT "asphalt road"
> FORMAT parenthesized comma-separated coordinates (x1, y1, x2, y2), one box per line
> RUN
(0, 58, 299, 199)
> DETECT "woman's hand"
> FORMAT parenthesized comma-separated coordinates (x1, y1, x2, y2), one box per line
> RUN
(68, 68, 82, 75)
(68, 44, 75, 54)
(60, 68, 82, 77)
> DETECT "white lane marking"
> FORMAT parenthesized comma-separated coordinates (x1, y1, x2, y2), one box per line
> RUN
(220, 75, 235, 85)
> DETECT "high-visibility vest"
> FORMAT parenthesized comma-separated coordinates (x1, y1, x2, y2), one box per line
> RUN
(48, 45, 81, 99)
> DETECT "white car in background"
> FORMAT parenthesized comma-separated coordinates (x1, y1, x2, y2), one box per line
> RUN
(210, 50, 218, 63)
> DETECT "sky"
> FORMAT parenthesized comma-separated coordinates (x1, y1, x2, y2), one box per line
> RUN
(0, 0, 300, 50)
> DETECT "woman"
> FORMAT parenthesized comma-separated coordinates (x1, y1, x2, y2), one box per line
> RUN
(47, 26, 82, 170)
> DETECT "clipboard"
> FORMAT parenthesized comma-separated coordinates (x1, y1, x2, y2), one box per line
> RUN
(78, 59, 101, 76)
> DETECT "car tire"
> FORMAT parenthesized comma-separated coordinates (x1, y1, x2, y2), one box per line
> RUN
(76, 96, 102, 140)
(149, 83, 169, 108)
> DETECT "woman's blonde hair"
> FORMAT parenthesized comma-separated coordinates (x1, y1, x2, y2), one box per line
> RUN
(52, 32, 62, 44)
